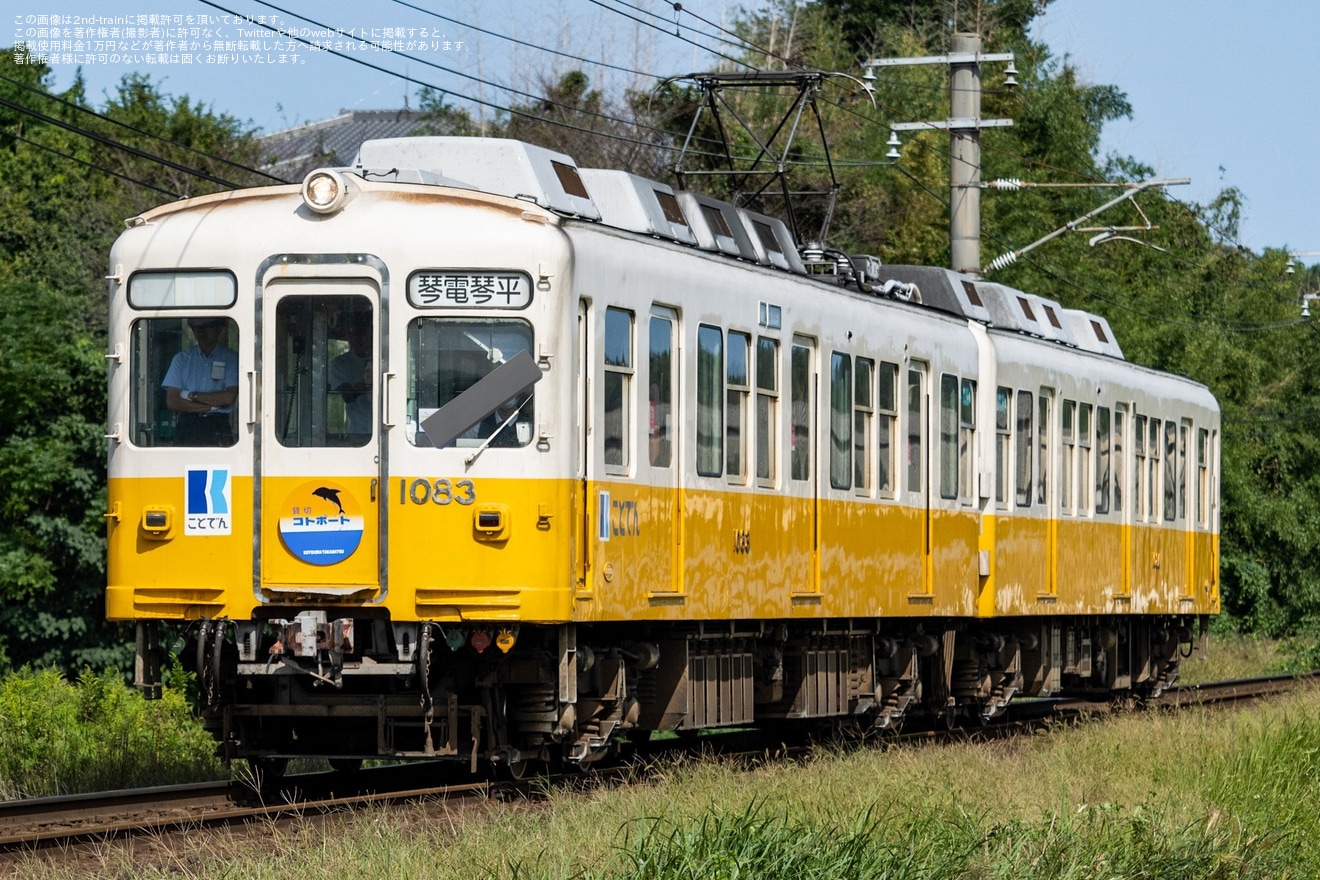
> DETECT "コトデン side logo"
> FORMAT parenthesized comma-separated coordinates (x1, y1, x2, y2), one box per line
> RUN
(185, 467, 231, 536)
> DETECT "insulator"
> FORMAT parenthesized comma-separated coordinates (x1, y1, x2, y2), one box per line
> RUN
(987, 251, 1019, 272)
(989, 178, 1023, 190)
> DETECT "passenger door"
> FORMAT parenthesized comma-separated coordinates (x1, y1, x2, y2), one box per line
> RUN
(258, 279, 383, 598)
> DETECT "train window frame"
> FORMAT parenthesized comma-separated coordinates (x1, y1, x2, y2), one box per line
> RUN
(127, 269, 237, 309)
(1163, 419, 1177, 522)
(129, 315, 240, 448)
(1179, 421, 1190, 522)
(755, 336, 779, 486)
(906, 363, 927, 496)
(854, 357, 874, 495)
(939, 373, 959, 500)
(604, 307, 634, 472)
(1113, 405, 1126, 514)
(959, 378, 976, 505)
(1015, 389, 1033, 508)
(832, 353, 855, 490)
(727, 331, 751, 484)
(1037, 391, 1052, 508)
(406, 316, 537, 450)
(790, 340, 813, 483)
(1197, 427, 1210, 527)
(1060, 399, 1075, 515)
(1134, 413, 1147, 522)
(995, 387, 1011, 508)
(648, 308, 677, 469)
(697, 324, 724, 478)
(1148, 418, 1162, 522)
(1095, 406, 1111, 515)
(1078, 403, 1093, 515)
(877, 361, 898, 498)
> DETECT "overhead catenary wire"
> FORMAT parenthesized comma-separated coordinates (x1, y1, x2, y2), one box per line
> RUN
(2, 127, 183, 198)
(0, 95, 248, 190)
(198, 0, 737, 159)
(0, 71, 287, 183)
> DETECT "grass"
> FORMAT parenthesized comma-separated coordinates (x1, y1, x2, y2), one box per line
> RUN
(1177, 632, 1287, 685)
(0, 667, 223, 799)
(13, 681, 1320, 878)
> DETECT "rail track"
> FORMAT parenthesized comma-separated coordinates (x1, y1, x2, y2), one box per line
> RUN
(1, 672, 1313, 856)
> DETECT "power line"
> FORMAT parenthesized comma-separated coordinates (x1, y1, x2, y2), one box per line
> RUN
(0, 71, 287, 183)
(0, 95, 246, 190)
(583, 0, 756, 71)
(384, 0, 662, 81)
(2, 127, 182, 198)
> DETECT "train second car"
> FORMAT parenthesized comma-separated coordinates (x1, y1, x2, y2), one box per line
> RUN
(105, 137, 1219, 773)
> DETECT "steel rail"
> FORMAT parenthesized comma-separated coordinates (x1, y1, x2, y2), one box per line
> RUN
(3, 672, 1316, 853)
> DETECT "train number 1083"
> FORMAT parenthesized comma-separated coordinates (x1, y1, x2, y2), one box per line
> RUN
(400, 478, 476, 506)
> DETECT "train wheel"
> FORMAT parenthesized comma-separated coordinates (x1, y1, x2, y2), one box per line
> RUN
(328, 758, 363, 773)
(246, 756, 288, 793)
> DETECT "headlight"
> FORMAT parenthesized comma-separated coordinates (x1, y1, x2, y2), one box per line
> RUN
(301, 168, 349, 214)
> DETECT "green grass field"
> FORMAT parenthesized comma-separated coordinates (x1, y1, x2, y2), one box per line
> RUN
(11, 659, 1320, 878)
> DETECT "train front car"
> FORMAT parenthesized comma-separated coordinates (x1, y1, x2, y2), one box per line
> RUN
(106, 139, 583, 773)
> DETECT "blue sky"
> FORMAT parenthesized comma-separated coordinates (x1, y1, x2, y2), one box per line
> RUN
(15, 0, 1318, 261)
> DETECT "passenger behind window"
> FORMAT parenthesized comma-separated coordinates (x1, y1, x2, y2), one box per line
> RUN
(331, 313, 373, 442)
(163, 317, 238, 446)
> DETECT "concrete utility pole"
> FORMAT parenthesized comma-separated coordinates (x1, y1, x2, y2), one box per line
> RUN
(866, 33, 1015, 276)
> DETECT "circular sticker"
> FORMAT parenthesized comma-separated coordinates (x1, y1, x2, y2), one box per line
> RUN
(278, 480, 364, 566)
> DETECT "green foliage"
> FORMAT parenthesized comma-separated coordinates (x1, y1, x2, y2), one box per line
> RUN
(0, 667, 223, 798)
(0, 50, 261, 674)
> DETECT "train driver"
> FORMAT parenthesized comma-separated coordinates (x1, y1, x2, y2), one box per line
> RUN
(163, 317, 239, 446)
(331, 314, 373, 443)
(481, 393, 532, 447)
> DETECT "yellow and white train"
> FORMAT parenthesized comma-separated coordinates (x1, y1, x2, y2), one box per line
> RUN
(106, 137, 1218, 772)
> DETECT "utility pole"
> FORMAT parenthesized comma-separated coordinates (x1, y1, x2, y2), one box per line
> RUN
(866, 33, 1015, 276)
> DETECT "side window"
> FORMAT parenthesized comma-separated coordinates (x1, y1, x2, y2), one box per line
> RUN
(1197, 427, 1210, 527)
(697, 324, 724, 477)
(877, 362, 898, 496)
(1149, 418, 1162, 521)
(1037, 391, 1051, 506)
(1061, 400, 1076, 514)
(1179, 421, 1190, 521)
(1078, 403, 1093, 514)
(830, 352, 853, 489)
(1134, 414, 1147, 521)
(131, 316, 240, 448)
(854, 358, 874, 493)
(648, 310, 675, 468)
(1095, 406, 1111, 515)
(939, 374, 959, 500)
(727, 332, 750, 482)
(960, 379, 976, 504)
(756, 337, 779, 483)
(1164, 420, 1178, 521)
(1113, 405, 1126, 513)
(790, 341, 812, 482)
(907, 365, 925, 494)
(995, 387, 1011, 506)
(1015, 389, 1033, 507)
(604, 307, 634, 469)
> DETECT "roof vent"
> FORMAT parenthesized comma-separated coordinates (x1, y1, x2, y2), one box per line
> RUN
(736, 209, 806, 273)
(577, 169, 696, 244)
(675, 192, 759, 261)
(1062, 309, 1124, 358)
(354, 137, 600, 219)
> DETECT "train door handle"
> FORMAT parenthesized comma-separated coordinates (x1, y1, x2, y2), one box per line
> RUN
(246, 371, 259, 426)
(382, 372, 396, 427)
